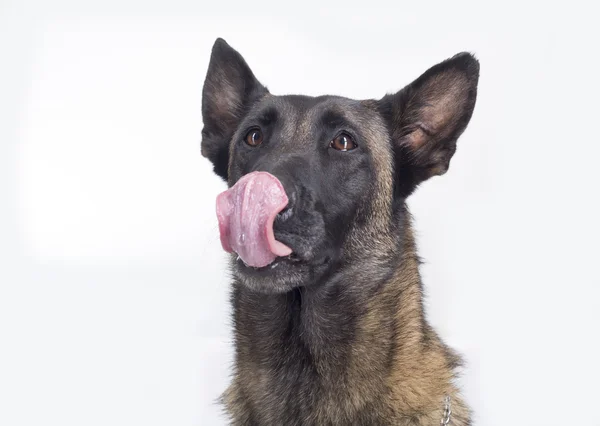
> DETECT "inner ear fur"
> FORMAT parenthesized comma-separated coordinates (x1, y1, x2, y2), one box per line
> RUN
(201, 38, 268, 181)
(378, 52, 479, 197)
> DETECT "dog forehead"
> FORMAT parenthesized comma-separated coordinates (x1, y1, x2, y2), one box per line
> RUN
(255, 95, 383, 142)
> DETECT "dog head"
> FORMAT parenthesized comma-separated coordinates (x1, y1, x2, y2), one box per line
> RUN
(201, 38, 479, 293)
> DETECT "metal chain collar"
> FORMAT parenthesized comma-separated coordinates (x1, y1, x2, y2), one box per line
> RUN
(440, 396, 452, 425)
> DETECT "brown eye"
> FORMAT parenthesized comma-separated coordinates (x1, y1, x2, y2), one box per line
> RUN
(244, 128, 263, 147)
(330, 133, 357, 151)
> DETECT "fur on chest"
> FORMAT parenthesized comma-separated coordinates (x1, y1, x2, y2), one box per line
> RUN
(222, 367, 392, 426)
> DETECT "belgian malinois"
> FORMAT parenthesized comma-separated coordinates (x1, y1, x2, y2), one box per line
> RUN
(201, 38, 479, 425)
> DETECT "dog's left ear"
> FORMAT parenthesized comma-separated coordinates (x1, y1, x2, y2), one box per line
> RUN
(378, 52, 479, 197)
(201, 38, 268, 181)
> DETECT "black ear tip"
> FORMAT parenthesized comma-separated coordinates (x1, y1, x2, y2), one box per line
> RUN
(213, 37, 230, 51)
(450, 52, 480, 79)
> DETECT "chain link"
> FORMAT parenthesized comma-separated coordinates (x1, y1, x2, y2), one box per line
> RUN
(440, 396, 452, 425)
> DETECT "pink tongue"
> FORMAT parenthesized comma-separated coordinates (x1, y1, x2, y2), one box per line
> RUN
(216, 172, 293, 268)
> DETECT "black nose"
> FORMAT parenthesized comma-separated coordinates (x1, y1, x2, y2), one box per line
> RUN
(270, 175, 295, 222)
(252, 154, 312, 221)
(276, 201, 294, 222)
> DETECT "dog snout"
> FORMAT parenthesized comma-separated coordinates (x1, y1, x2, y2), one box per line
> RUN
(251, 166, 303, 222)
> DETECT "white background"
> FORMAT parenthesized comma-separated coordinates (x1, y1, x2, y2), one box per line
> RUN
(1, 1, 599, 425)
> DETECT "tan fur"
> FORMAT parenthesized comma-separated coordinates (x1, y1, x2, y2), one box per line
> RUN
(222, 213, 470, 425)
(224, 223, 469, 426)
(202, 42, 479, 425)
(220, 101, 471, 426)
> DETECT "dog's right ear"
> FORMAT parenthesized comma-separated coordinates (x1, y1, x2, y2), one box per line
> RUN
(201, 38, 268, 181)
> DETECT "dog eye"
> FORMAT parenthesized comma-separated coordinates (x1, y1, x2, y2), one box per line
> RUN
(244, 129, 263, 147)
(330, 133, 357, 151)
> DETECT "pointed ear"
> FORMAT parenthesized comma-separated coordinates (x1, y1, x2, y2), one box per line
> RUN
(201, 38, 268, 180)
(378, 52, 479, 197)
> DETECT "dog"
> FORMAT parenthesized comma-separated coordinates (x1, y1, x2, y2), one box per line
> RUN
(201, 38, 479, 425)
